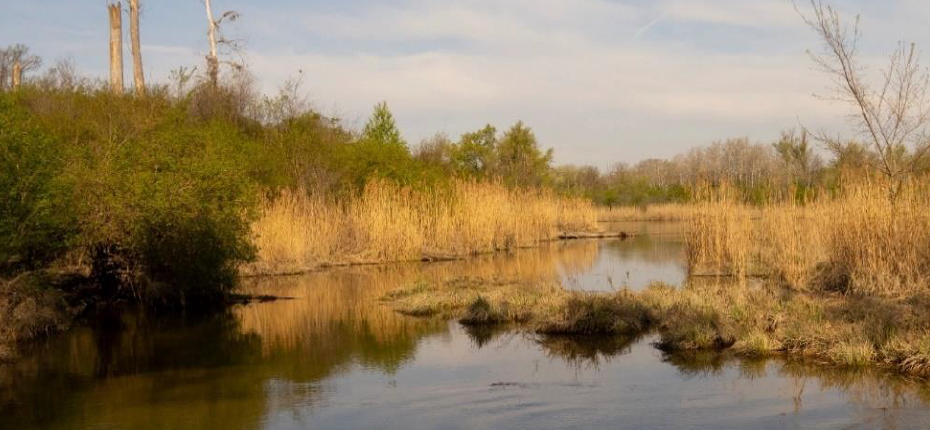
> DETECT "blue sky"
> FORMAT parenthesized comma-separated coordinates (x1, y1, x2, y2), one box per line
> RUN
(3, 0, 929, 167)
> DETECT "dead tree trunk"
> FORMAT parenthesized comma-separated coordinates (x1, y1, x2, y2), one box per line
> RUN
(11, 60, 22, 90)
(108, 2, 124, 94)
(204, 0, 219, 87)
(129, 0, 145, 95)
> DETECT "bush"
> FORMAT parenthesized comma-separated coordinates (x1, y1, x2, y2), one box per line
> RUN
(5, 88, 258, 305)
(0, 95, 75, 273)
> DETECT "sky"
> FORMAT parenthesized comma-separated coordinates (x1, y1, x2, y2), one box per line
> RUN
(3, 0, 929, 168)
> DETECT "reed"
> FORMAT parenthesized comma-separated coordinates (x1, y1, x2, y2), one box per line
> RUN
(598, 204, 695, 222)
(247, 180, 599, 275)
(684, 180, 930, 296)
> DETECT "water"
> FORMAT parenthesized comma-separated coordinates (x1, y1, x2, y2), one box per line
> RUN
(2, 223, 930, 429)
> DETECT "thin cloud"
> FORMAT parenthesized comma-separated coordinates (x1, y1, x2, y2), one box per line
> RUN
(633, 14, 667, 41)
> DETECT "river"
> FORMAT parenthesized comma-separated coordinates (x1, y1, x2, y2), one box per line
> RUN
(2, 222, 929, 429)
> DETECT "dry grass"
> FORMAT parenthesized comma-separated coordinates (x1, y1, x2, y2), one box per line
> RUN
(247, 180, 599, 275)
(0, 274, 72, 356)
(382, 273, 930, 378)
(598, 204, 695, 222)
(685, 180, 930, 296)
(665, 179, 930, 375)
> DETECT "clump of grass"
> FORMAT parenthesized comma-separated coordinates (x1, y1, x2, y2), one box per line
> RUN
(459, 296, 509, 325)
(829, 341, 876, 367)
(733, 330, 783, 356)
(0, 274, 72, 347)
(382, 277, 567, 321)
(248, 180, 599, 275)
(654, 302, 735, 351)
(536, 291, 653, 335)
(882, 335, 930, 376)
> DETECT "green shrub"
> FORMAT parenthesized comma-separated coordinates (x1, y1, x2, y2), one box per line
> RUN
(0, 95, 75, 273)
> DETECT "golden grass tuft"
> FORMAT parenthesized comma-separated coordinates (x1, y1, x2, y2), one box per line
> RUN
(247, 180, 599, 275)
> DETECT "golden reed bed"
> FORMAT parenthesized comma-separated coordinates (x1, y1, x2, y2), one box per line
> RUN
(246, 180, 599, 275)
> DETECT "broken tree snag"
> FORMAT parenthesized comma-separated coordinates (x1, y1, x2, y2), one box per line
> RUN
(129, 0, 145, 95)
(204, 0, 219, 87)
(108, 2, 124, 94)
(11, 60, 21, 90)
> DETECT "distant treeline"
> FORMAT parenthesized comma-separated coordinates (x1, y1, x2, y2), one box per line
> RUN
(552, 132, 930, 206)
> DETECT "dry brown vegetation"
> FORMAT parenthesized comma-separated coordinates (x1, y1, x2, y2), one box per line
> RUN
(247, 180, 599, 275)
(598, 204, 696, 222)
(687, 181, 930, 296)
(0, 274, 72, 359)
(383, 180, 930, 378)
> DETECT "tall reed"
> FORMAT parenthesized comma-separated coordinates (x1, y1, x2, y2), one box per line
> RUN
(685, 180, 930, 296)
(247, 180, 598, 275)
(598, 204, 695, 222)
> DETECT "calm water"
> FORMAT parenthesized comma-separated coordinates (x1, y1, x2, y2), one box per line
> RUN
(2, 222, 930, 429)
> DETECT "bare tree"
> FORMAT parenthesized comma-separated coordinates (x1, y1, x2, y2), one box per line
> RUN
(799, 1, 930, 199)
(202, 0, 241, 87)
(774, 129, 823, 187)
(129, 0, 145, 95)
(108, 2, 124, 94)
(0, 44, 42, 91)
(11, 61, 21, 90)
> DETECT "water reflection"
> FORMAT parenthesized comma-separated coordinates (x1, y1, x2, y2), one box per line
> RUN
(3, 226, 930, 429)
(559, 235, 687, 292)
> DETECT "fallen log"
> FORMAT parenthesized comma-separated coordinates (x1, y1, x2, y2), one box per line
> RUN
(558, 231, 632, 240)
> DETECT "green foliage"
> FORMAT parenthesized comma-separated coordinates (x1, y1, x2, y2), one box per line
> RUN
(0, 95, 74, 272)
(362, 101, 406, 148)
(6, 88, 257, 304)
(495, 121, 553, 187)
(338, 136, 419, 188)
(1, 81, 568, 305)
(451, 125, 497, 177)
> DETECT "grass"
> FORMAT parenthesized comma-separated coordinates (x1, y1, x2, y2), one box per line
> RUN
(0, 273, 73, 359)
(382, 271, 930, 378)
(247, 180, 599, 275)
(598, 204, 695, 222)
(686, 180, 930, 296)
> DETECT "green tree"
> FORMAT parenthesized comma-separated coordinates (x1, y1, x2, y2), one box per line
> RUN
(362, 101, 406, 148)
(494, 121, 553, 187)
(452, 124, 497, 178)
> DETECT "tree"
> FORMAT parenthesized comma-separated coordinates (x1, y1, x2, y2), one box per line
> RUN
(107, 2, 124, 94)
(800, 1, 930, 200)
(202, 0, 241, 87)
(0, 44, 42, 91)
(452, 124, 497, 177)
(362, 102, 406, 148)
(773, 129, 822, 186)
(494, 121, 553, 187)
(129, 0, 145, 95)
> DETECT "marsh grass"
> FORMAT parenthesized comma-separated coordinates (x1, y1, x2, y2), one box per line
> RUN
(685, 180, 930, 296)
(248, 180, 599, 275)
(0, 274, 72, 353)
(383, 275, 930, 378)
(598, 204, 695, 222)
(535, 291, 654, 335)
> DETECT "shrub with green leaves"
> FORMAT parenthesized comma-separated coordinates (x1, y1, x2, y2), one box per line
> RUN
(0, 95, 75, 273)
